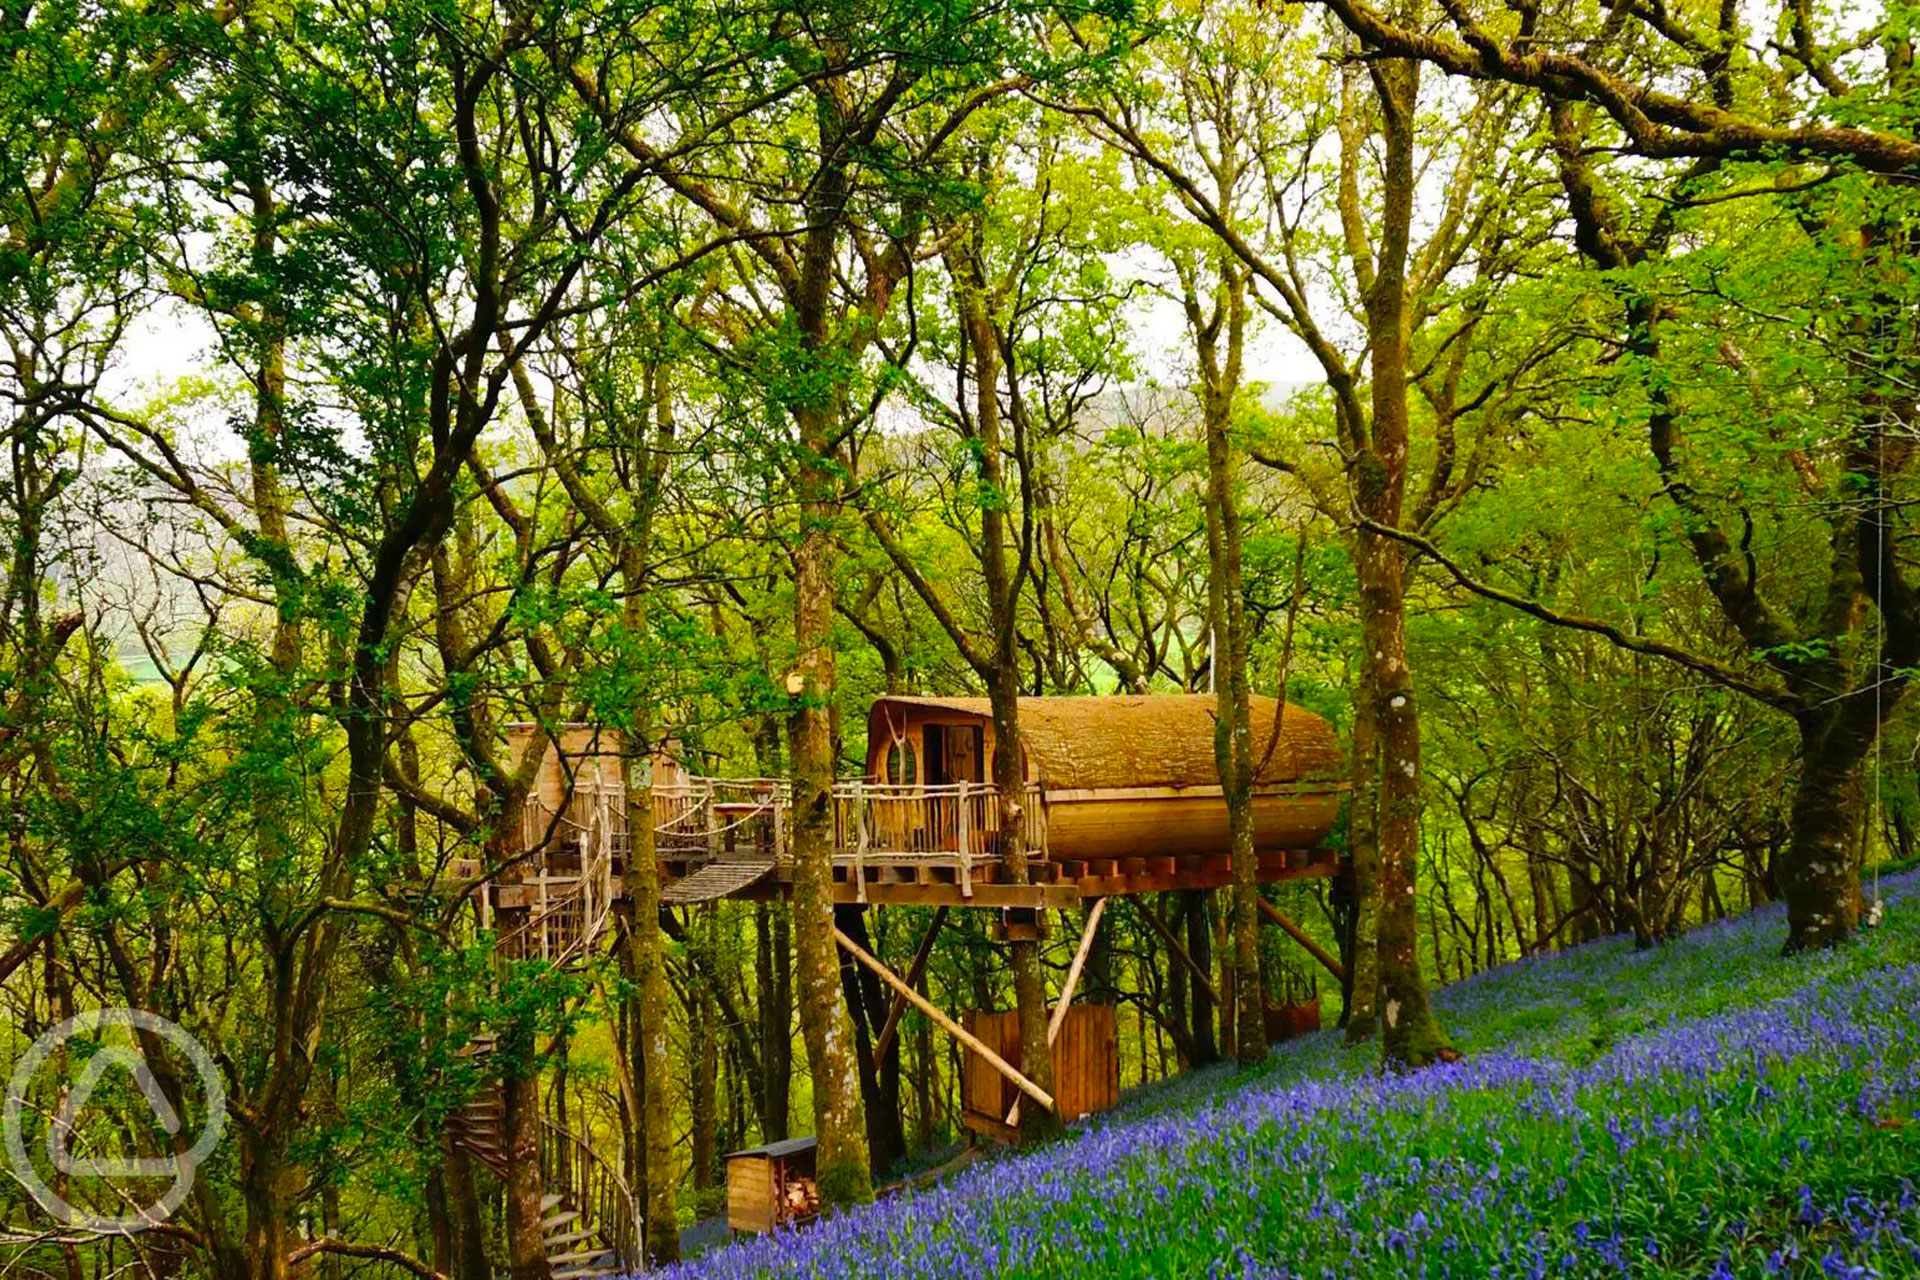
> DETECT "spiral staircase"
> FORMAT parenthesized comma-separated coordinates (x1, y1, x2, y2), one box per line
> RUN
(446, 1034, 643, 1278)
(460, 765, 792, 1275)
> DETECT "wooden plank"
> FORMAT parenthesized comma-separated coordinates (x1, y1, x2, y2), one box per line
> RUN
(1255, 897, 1347, 983)
(872, 906, 949, 1061)
(833, 925, 1054, 1113)
(728, 1157, 773, 1233)
(964, 1009, 1017, 1118)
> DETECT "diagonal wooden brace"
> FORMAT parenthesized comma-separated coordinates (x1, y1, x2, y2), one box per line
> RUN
(1255, 897, 1346, 983)
(833, 924, 1054, 1113)
(1006, 896, 1106, 1128)
(1130, 894, 1218, 1006)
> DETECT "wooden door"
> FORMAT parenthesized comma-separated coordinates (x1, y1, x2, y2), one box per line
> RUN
(948, 724, 983, 783)
(924, 725, 950, 784)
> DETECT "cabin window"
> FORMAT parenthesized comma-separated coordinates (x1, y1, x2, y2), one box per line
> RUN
(886, 741, 917, 785)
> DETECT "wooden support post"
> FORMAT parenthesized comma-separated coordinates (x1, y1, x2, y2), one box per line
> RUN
(1255, 897, 1347, 983)
(1006, 897, 1106, 1127)
(957, 782, 973, 899)
(872, 906, 949, 1062)
(832, 924, 1054, 1114)
(1130, 895, 1218, 1006)
(1049, 897, 1105, 1041)
(853, 779, 869, 905)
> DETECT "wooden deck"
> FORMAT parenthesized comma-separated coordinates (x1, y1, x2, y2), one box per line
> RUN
(650, 840, 1341, 909)
(486, 841, 1340, 911)
(484, 776, 1347, 921)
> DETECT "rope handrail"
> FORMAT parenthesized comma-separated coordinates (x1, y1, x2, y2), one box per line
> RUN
(492, 887, 611, 967)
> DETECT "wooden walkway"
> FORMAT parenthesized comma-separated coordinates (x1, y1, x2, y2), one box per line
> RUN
(660, 861, 776, 905)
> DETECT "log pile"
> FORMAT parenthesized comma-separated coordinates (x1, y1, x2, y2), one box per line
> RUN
(782, 1175, 819, 1220)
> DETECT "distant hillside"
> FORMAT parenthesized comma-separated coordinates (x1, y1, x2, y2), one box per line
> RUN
(665, 876, 1920, 1279)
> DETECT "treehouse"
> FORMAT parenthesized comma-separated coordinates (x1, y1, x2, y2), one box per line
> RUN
(480, 724, 686, 963)
(481, 695, 1352, 1152)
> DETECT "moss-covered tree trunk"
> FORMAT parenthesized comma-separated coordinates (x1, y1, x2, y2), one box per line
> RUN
(442, 1144, 489, 1280)
(1191, 256, 1268, 1065)
(1343, 664, 1382, 1041)
(500, 1027, 548, 1280)
(619, 544, 680, 1261)
(970, 289, 1062, 1146)
(789, 395, 873, 1206)
(1356, 58, 1449, 1068)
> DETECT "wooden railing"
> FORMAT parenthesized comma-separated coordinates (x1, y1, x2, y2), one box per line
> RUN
(541, 1118, 645, 1273)
(832, 782, 1047, 901)
(654, 779, 1049, 866)
(494, 790, 622, 964)
(491, 776, 1049, 932)
(654, 779, 786, 860)
(836, 782, 1047, 861)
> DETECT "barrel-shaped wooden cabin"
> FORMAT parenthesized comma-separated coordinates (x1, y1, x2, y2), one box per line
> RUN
(864, 694, 1345, 862)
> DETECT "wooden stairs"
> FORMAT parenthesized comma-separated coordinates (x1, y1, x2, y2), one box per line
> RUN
(448, 1037, 643, 1277)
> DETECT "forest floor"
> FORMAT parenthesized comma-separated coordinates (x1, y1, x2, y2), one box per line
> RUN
(660, 872, 1920, 1278)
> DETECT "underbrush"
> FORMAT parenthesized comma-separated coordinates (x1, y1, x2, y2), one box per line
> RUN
(662, 874, 1920, 1279)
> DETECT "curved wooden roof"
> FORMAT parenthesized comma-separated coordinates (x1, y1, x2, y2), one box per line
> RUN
(868, 695, 1344, 791)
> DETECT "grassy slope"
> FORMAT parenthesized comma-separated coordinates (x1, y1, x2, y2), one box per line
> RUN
(666, 874, 1920, 1279)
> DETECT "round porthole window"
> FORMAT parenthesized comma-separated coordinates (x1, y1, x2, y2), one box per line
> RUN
(886, 741, 917, 785)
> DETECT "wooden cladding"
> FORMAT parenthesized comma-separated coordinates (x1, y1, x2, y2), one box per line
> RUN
(961, 1003, 1118, 1136)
